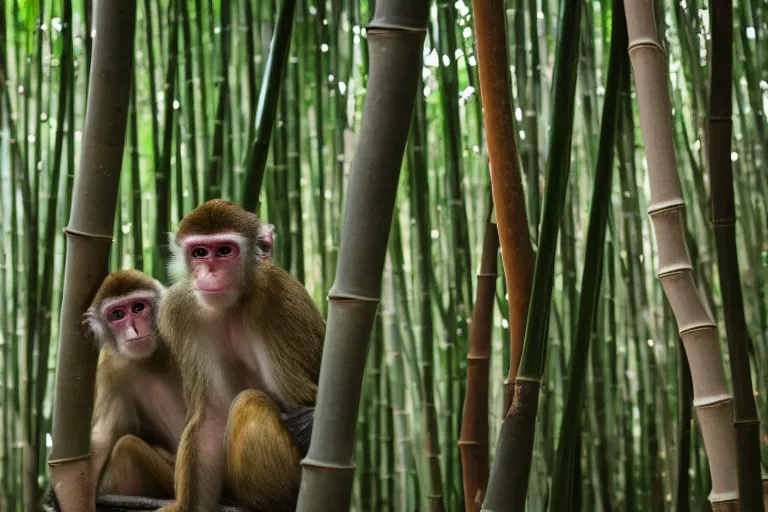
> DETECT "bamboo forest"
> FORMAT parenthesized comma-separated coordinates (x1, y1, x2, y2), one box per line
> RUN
(0, 0, 767, 510)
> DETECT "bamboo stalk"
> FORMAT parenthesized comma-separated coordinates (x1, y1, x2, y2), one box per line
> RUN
(548, 0, 626, 505)
(706, 0, 764, 508)
(294, 2, 429, 509)
(622, 1, 739, 508)
(241, 0, 297, 213)
(470, 0, 534, 411)
(154, 0, 179, 283)
(481, 0, 583, 505)
(458, 201, 498, 512)
(47, 2, 136, 510)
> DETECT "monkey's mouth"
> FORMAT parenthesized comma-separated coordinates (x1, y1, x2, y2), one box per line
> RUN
(196, 285, 229, 295)
(123, 335, 152, 345)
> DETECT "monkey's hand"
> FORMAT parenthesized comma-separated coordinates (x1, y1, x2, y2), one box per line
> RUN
(280, 406, 314, 457)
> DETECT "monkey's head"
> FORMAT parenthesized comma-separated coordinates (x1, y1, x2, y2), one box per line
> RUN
(84, 269, 166, 360)
(169, 199, 274, 312)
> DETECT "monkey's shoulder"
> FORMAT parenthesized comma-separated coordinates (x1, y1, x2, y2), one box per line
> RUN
(254, 263, 323, 318)
(157, 282, 199, 334)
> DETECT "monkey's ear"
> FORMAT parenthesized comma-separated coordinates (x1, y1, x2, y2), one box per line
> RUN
(167, 231, 188, 283)
(83, 306, 106, 345)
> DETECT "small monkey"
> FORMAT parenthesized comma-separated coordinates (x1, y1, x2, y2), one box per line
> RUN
(84, 269, 186, 499)
(156, 199, 325, 512)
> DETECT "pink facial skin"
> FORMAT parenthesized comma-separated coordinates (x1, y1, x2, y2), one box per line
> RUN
(184, 235, 243, 296)
(105, 296, 156, 358)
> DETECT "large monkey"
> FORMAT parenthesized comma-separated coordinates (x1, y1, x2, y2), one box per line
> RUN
(84, 269, 186, 499)
(156, 199, 325, 512)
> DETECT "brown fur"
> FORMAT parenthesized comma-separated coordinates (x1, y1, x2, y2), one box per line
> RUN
(87, 271, 186, 500)
(98, 435, 175, 498)
(225, 390, 301, 511)
(155, 200, 325, 512)
(175, 199, 264, 246)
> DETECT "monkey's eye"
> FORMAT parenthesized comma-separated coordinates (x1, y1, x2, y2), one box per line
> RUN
(111, 309, 125, 320)
(132, 302, 145, 313)
(217, 245, 233, 256)
(192, 247, 208, 258)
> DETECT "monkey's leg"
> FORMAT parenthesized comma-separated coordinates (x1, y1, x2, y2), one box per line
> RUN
(151, 445, 176, 467)
(225, 390, 302, 512)
(98, 434, 175, 499)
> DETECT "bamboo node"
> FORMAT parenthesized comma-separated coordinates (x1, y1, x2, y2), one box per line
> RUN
(678, 322, 717, 335)
(47, 453, 92, 466)
(657, 263, 693, 278)
(711, 216, 736, 227)
(647, 198, 685, 216)
(327, 291, 380, 303)
(299, 458, 356, 471)
(627, 38, 664, 53)
(63, 227, 114, 242)
(692, 394, 733, 408)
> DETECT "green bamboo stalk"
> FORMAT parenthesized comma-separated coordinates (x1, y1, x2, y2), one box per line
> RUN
(481, 0, 583, 505)
(180, 0, 200, 207)
(141, 0, 161, 191)
(295, 2, 429, 508)
(129, 74, 144, 271)
(242, 0, 296, 213)
(548, 0, 626, 506)
(288, 45, 306, 284)
(309, 0, 329, 303)
(47, 2, 135, 511)
(382, 252, 417, 512)
(408, 80, 446, 512)
(193, 0, 210, 161)
(153, 0, 178, 283)
(33, 0, 72, 479)
(205, 0, 230, 200)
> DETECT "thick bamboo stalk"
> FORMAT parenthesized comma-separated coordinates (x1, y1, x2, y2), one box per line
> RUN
(706, 0, 764, 509)
(623, 1, 739, 508)
(470, 0, 534, 410)
(458, 202, 499, 512)
(294, 2, 430, 510)
(47, 1, 136, 511)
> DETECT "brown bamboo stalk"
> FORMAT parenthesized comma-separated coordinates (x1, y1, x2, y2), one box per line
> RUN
(706, 0, 765, 509)
(623, 2, 739, 509)
(47, 1, 136, 511)
(470, 0, 534, 410)
(458, 201, 499, 511)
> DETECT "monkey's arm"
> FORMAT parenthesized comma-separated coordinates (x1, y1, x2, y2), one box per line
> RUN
(280, 406, 314, 457)
(169, 402, 228, 511)
(89, 385, 134, 497)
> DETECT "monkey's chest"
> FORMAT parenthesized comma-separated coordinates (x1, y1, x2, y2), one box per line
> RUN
(133, 376, 186, 451)
(214, 328, 279, 402)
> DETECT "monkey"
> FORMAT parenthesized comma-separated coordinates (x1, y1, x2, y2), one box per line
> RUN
(155, 199, 325, 512)
(84, 269, 187, 500)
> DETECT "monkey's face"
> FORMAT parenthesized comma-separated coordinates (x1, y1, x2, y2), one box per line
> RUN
(181, 233, 249, 312)
(103, 294, 159, 359)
